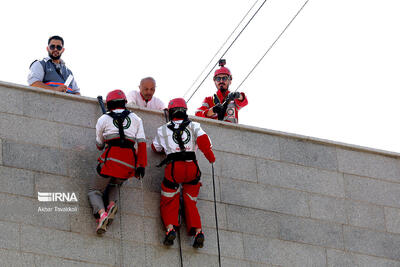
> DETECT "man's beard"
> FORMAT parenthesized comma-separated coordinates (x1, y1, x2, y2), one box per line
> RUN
(219, 84, 228, 93)
(48, 52, 61, 60)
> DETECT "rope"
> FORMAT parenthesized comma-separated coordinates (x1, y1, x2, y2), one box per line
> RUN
(183, 0, 260, 99)
(118, 186, 124, 267)
(211, 164, 221, 267)
(186, 0, 269, 103)
(235, 0, 310, 92)
(177, 185, 184, 267)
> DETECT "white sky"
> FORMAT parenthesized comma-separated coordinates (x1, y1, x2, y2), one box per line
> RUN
(1, 0, 399, 153)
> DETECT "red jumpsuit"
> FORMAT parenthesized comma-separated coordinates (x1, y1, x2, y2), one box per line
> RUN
(195, 89, 248, 123)
(152, 119, 215, 234)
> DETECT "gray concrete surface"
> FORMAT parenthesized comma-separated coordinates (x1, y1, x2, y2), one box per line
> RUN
(1, 80, 400, 266)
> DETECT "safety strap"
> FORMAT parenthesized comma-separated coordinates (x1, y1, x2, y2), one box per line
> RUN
(107, 109, 131, 143)
(167, 118, 191, 151)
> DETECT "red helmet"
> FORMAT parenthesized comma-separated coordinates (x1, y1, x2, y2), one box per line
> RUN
(168, 98, 187, 110)
(106, 89, 127, 103)
(214, 58, 232, 78)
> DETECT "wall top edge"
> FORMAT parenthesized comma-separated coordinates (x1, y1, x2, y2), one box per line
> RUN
(1, 80, 399, 158)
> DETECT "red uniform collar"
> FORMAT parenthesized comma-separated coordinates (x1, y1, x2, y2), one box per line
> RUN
(216, 89, 230, 102)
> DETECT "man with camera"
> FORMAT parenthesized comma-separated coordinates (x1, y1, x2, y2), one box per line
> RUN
(195, 59, 247, 123)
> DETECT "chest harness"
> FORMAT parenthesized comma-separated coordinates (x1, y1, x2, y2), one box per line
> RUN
(157, 119, 201, 189)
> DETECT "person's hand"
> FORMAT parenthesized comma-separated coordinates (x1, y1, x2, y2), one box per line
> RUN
(56, 85, 68, 93)
(228, 92, 241, 100)
(212, 103, 224, 114)
(135, 167, 145, 179)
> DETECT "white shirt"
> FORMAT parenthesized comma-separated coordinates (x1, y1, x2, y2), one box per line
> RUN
(127, 90, 165, 110)
(153, 120, 207, 155)
(96, 109, 146, 149)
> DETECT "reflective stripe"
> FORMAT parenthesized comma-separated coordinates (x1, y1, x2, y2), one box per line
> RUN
(161, 187, 180, 198)
(137, 138, 146, 143)
(100, 157, 135, 169)
(186, 193, 197, 202)
(201, 103, 209, 108)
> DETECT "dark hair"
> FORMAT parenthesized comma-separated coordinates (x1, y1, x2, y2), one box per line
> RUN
(48, 35, 64, 46)
(107, 100, 126, 111)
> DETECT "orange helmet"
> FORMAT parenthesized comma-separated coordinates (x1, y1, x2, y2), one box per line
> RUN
(106, 89, 127, 103)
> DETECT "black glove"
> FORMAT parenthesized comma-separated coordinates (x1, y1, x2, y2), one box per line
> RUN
(135, 167, 145, 179)
(212, 103, 224, 114)
(228, 92, 241, 99)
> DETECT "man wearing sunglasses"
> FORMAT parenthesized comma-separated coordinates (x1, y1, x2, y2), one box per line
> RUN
(195, 60, 247, 123)
(28, 35, 80, 95)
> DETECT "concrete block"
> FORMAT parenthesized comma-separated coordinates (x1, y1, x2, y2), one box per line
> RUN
(2, 141, 68, 176)
(143, 190, 161, 218)
(326, 249, 356, 267)
(385, 207, 400, 234)
(203, 124, 280, 160)
(0, 193, 71, 231)
(70, 206, 95, 235)
(226, 205, 279, 239)
(338, 148, 400, 183)
(0, 220, 19, 250)
(344, 225, 400, 261)
(279, 138, 338, 171)
(309, 195, 347, 224)
(355, 253, 400, 267)
(279, 214, 344, 249)
(328, 249, 400, 267)
(21, 224, 119, 265)
(0, 138, 2, 165)
(119, 214, 145, 243)
(196, 150, 223, 176)
(344, 174, 400, 208)
(198, 173, 221, 202)
(120, 240, 146, 267)
(0, 86, 23, 115)
(182, 252, 220, 267)
(222, 257, 257, 267)
(66, 150, 98, 180)
(145, 244, 181, 267)
(22, 91, 99, 128)
(219, 152, 257, 182)
(0, 166, 35, 197)
(59, 124, 97, 152)
(181, 228, 245, 259)
(197, 199, 227, 229)
(120, 186, 144, 216)
(220, 178, 310, 217)
(35, 173, 88, 207)
(346, 201, 385, 230)
(34, 254, 107, 266)
(257, 159, 345, 197)
(0, 250, 35, 267)
(0, 113, 60, 148)
(243, 234, 326, 266)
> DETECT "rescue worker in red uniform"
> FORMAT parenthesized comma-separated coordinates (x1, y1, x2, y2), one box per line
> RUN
(195, 59, 248, 123)
(152, 98, 215, 248)
(88, 89, 147, 234)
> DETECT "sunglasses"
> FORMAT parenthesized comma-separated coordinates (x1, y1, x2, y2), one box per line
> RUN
(49, 44, 63, 51)
(214, 76, 230, 82)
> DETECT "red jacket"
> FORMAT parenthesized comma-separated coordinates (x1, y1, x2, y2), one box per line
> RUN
(195, 90, 248, 123)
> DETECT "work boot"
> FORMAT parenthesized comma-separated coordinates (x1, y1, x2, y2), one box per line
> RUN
(106, 202, 118, 226)
(163, 228, 176, 246)
(96, 212, 109, 235)
(193, 231, 204, 248)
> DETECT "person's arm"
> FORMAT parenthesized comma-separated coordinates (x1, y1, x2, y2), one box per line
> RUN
(151, 127, 165, 153)
(234, 92, 248, 109)
(135, 118, 147, 168)
(28, 62, 68, 92)
(95, 117, 106, 150)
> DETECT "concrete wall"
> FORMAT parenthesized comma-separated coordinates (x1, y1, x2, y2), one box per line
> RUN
(1, 80, 400, 267)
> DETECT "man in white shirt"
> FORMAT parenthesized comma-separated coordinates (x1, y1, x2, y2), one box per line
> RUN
(127, 77, 165, 110)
